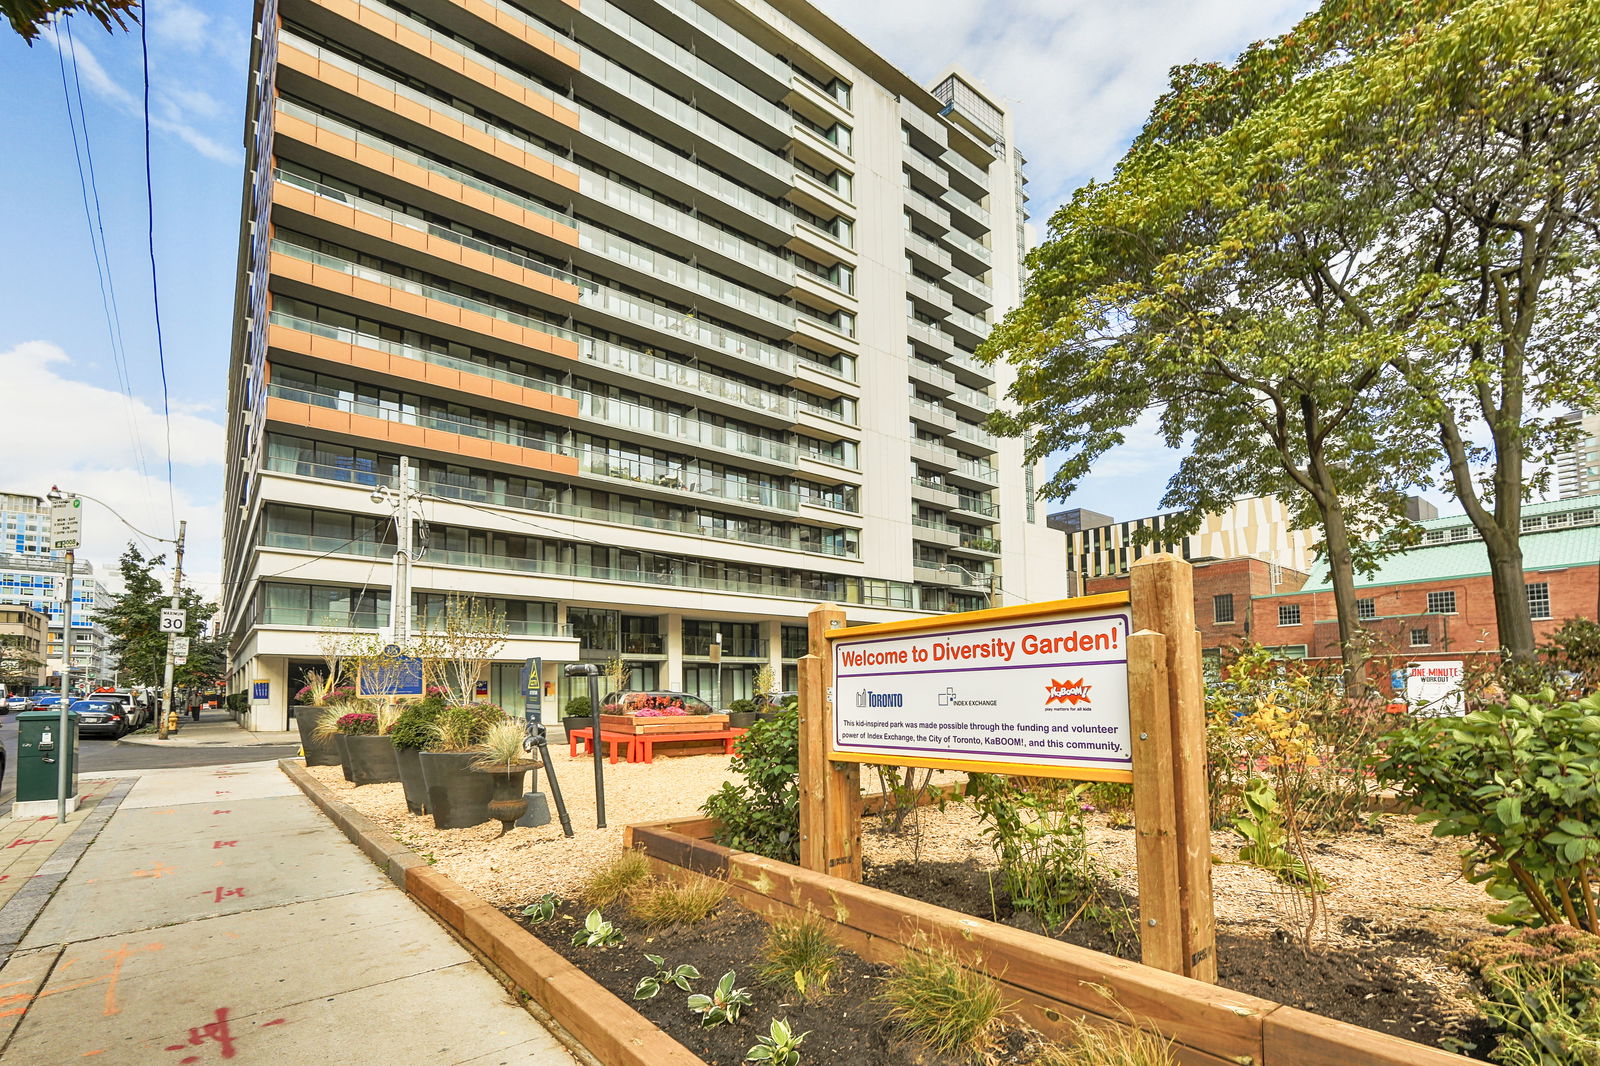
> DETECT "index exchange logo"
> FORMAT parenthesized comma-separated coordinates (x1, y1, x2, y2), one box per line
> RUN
(1044, 678, 1092, 705)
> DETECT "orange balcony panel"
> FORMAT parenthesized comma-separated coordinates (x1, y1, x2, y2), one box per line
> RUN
(450, 0, 580, 69)
(274, 112, 578, 247)
(278, 44, 579, 193)
(273, 181, 581, 303)
(269, 252, 580, 362)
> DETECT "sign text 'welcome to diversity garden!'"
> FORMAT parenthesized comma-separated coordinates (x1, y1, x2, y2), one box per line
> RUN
(830, 601, 1133, 779)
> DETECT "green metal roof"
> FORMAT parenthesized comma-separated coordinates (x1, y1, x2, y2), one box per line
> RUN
(1269, 494, 1600, 596)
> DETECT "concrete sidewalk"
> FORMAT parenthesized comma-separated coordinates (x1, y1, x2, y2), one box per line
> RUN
(119, 715, 300, 749)
(0, 760, 578, 1065)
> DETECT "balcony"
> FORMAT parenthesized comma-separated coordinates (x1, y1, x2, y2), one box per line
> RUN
(907, 320, 957, 361)
(947, 351, 996, 389)
(905, 188, 951, 232)
(905, 230, 952, 276)
(944, 382, 997, 418)
(944, 150, 989, 197)
(574, 393, 797, 469)
(940, 267, 993, 311)
(620, 633, 666, 655)
(943, 189, 992, 234)
(906, 277, 953, 318)
(903, 149, 946, 197)
(945, 308, 991, 348)
(944, 229, 992, 274)
(575, 335, 795, 425)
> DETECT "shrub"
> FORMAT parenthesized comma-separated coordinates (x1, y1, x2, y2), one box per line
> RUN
(758, 913, 838, 999)
(433, 702, 509, 751)
(390, 696, 445, 752)
(702, 705, 800, 862)
(563, 695, 592, 718)
(880, 945, 1010, 1059)
(966, 774, 1124, 934)
(1380, 689, 1600, 932)
(727, 698, 758, 715)
(334, 711, 378, 736)
(628, 876, 727, 927)
(1465, 925, 1600, 1066)
(580, 850, 651, 908)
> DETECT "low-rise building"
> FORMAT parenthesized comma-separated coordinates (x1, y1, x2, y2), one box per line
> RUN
(0, 605, 49, 691)
(1086, 555, 1311, 658)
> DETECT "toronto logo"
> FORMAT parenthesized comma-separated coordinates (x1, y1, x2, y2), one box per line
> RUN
(1044, 678, 1092, 706)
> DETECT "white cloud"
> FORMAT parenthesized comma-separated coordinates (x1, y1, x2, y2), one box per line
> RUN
(0, 341, 225, 600)
(45, 25, 239, 165)
(151, 0, 211, 52)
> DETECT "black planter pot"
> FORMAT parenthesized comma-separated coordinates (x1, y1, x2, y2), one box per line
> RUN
(395, 746, 428, 814)
(294, 709, 341, 767)
(334, 733, 354, 782)
(420, 751, 494, 829)
(477, 763, 533, 836)
(562, 716, 593, 741)
(346, 735, 401, 785)
(725, 711, 759, 730)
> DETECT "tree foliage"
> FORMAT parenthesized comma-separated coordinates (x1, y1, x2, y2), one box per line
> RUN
(100, 543, 216, 687)
(985, 0, 1600, 666)
(3, 0, 136, 43)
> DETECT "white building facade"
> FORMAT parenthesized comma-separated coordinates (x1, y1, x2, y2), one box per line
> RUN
(0, 494, 117, 688)
(221, 0, 1066, 730)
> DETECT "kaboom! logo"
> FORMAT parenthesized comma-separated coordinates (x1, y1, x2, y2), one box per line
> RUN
(1044, 678, 1092, 706)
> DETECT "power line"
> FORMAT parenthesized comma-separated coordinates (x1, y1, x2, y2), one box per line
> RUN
(54, 17, 150, 484)
(138, 13, 178, 537)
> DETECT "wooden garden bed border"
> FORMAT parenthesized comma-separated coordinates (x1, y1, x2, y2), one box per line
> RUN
(626, 817, 1474, 1066)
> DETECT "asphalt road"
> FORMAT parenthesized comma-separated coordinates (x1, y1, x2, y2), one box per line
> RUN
(0, 709, 301, 811)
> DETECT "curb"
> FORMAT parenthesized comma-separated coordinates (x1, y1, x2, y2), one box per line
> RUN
(0, 777, 137, 963)
(278, 760, 706, 1066)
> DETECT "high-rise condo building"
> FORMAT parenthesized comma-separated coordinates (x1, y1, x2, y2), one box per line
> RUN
(221, 0, 1067, 729)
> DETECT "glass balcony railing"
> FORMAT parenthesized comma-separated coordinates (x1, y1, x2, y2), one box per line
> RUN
(906, 187, 951, 230)
(944, 228, 992, 267)
(949, 417, 996, 448)
(943, 150, 990, 189)
(683, 635, 768, 657)
(946, 308, 991, 342)
(906, 230, 952, 272)
(941, 266, 993, 303)
(947, 351, 996, 383)
(575, 393, 797, 465)
(651, 0, 789, 86)
(907, 276, 953, 313)
(947, 382, 996, 413)
(944, 189, 992, 229)
(574, 447, 800, 511)
(795, 308, 855, 341)
(274, 99, 576, 230)
(576, 285, 795, 374)
(268, 311, 575, 399)
(577, 224, 792, 325)
(270, 239, 580, 344)
(265, 383, 575, 458)
(261, 456, 857, 557)
(575, 335, 794, 420)
(795, 396, 858, 426)
(275, 169, 589, 291)
(258, 607, 387, 629)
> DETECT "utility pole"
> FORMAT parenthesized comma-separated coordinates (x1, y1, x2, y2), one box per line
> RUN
(46, 489, 82, 825)
(372, 456, 416, 643)
(157, 520, 187, 741)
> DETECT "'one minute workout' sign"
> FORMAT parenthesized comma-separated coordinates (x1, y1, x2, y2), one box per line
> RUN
(828, 595, 1134, 782)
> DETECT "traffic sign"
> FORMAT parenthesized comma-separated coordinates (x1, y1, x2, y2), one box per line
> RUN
(49, 498, 81, 550)
(172, 636, 191, 657)
(173, 656, 189, 666)
(159, 609, 187, 633)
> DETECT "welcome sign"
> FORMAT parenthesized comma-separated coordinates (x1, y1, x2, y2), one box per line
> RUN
(829, 595, 1134, 781)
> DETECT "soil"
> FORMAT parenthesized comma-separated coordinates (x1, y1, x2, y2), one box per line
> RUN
(863, 808, 1501, 1058)
(524, 902, 1043, 1066)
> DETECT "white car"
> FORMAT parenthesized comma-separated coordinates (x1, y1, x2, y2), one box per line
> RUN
(3, 696, 32, 713)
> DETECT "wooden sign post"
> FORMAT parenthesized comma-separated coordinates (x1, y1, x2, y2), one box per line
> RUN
(796, 554, 1217, 983)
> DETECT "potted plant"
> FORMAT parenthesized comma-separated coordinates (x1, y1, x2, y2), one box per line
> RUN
(471, 719, 539, 836)
(420, 703, 509, 829)
(725, 698, 760, 730)
(313, 702, 358, 782)
(600, 692, 728, 736)
(390, 696, 444, 814)
(561, 695, 593, 740)
(338, 707, 402, 785)
(293, 670, 345, 767)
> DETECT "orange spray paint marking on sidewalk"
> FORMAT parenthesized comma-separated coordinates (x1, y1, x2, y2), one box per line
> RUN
(0, 943, 163, 1019)
(133, 862, 177, 880)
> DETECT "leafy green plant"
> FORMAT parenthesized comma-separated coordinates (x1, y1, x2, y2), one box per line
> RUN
(966, 774, 1126, 934)
(390, 696, 445, 751)
(758, 913, 839, 999)
(687, 970, 751, 1027)
(1380, 689, 1600, 932)
(727, 698, 758, 714)
(880, 944, 1010, 1059)
(571, 909, 622, 948)
(521, 893, 558, 925)
(628, 876, 727, 927)
(433, 703, 509, 751)
(1465, 925, 1600, 1066)
(745, 1019, 809, 1066)
(634, 953, 701, 1000)
(702, 706, 800, 862)
(1233, 780, 1325, 892)
(580, 850, 651, 908)
(563, 695, 592, 717)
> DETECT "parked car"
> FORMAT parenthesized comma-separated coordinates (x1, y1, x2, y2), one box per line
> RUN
(93, 692, 148, 729)
(599, 691, 715, 716)
(3, 695, 32, 713)
(68, 699, 132, 739)
(31, 694, 65, 709)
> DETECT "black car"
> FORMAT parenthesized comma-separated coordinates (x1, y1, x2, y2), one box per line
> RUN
(69, 699, 132, 739)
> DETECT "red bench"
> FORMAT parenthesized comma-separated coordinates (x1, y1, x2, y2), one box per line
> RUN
(566, 728, 635, 765)
(631, 727, 746, 764)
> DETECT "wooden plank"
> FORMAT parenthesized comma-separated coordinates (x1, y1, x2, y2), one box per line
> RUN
(623, 815, 719, 847)
(1131, 554, 1219, 983)
(1262, 1006, 1474, 1066)
(631, 826, 732, 878)
(802, 602, 861, 881)
(1129, 630, 1183, 974)
(798, 652, 828, 875)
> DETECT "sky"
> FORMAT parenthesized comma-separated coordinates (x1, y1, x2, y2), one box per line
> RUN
(0, 0, 1312, 599)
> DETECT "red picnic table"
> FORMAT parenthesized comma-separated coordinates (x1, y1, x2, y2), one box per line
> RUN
(567, 726, 747, 764)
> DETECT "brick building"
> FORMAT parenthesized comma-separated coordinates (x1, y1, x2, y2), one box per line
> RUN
(1255, 494, 1600, 663)
(1086, 555, 1311, 657)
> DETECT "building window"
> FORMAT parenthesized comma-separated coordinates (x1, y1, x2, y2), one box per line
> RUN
(1410, 627, 1431, 647)
(1355, 597, 1376, 621)
(1426, 590, 1457, 614)
(1277, 604, 1301, 627)
(1213, 593, 1235, 624)
(1527, 582, 1551, 620)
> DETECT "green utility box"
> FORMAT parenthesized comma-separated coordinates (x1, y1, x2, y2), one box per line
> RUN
(14, 708, 80, 820)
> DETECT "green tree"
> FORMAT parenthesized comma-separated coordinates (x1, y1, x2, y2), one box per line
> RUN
(101, 543, 217, 687)
(3, 0, 136, 43)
